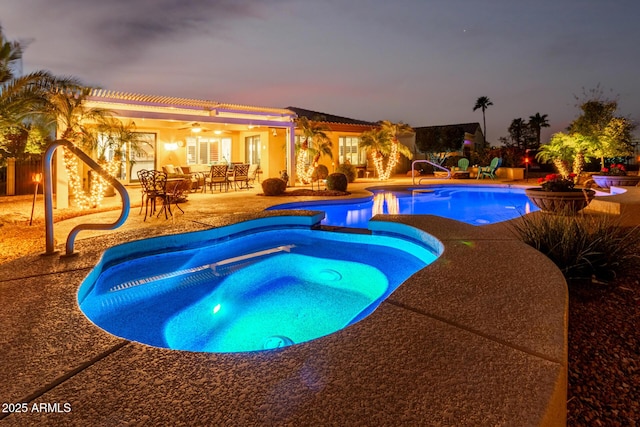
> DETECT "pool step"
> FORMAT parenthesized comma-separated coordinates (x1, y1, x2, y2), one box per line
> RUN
(210, 245, 295, 277)
(98, 245, 298, 310)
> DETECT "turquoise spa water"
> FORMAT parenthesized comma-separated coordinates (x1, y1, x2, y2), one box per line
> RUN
(79, 223, 440, 353)
(268, 185, 538, 227)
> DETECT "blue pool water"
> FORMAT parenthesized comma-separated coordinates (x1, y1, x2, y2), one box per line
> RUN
(78, 217, 441, 353)
(268, 185, 538, 227)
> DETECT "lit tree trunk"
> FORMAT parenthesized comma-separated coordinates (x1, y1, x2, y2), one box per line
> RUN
(372, 151, 386, 180)
(296, 149, 311, 184)
(572, 152, 585, 180)
(381, 142, 400, 180)
(553, 158, 570, 178)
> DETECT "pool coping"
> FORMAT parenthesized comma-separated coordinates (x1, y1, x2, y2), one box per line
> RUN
(0, 207, 567, 425)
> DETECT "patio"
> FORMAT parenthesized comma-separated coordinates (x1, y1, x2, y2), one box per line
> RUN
(1, 176, 638, 425)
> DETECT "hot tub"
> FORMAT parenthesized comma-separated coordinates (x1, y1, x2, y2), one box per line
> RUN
(78, 215, 442, 353)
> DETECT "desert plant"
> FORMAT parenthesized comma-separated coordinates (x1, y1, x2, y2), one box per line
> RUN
(261, 177, 287, 196)
(336, 163, 356, 182)
(311, 164, 329, 181)
(511, 212, 639, 282)
(326, 172, 348, 192)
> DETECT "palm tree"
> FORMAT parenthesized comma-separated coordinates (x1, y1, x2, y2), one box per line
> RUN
(359, 121, 413, 180)
(1, 26, 83, 156)
(44, 86, 119, 208)
(536, 132, 594, 178)
(528, 113, 550, 149)
(295, 116, 332, 184)
(473, 96, 493, 145)
(359, 127, 392, 179)
(0, 25, 24, 84)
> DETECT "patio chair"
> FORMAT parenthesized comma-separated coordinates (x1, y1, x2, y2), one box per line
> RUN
(204, 164, 229, 193)
(477, 157, 502, 180)
(247, 164, 259, 188)
(450, 158, 470, 179)
(140, 170, 169, 221)
(229, 163, 250, 190)
(157, 178, 191, 219)
(137, 169, 150, 214)
(452, 158, 470, 171)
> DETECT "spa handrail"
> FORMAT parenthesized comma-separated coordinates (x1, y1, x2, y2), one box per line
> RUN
(44, 139, 130, 256)
(411, 160, 451, 184)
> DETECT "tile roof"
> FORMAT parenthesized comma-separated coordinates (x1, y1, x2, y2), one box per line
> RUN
(286, 106, 377, 126)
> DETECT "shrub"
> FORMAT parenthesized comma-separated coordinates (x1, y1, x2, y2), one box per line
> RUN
(312, 164, 329, 181)
(261, 178, 287, 196)
(511, 213, 640, 282)
(326, 172, 348, 192)
(336, 164, 357, 182)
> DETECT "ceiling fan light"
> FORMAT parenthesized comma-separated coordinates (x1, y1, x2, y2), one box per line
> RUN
(191, 123, 202, 133)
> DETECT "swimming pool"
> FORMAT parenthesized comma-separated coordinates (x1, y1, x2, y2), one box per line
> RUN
(268, 185, 538, 227)
(78, 216, 442, 353)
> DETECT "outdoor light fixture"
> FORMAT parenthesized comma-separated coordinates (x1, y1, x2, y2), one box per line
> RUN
(30, 173, 43, 226)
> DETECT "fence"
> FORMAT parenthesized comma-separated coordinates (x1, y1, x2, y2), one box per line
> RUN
(1, 157, 43, 196)
(0, 164, 6, 196)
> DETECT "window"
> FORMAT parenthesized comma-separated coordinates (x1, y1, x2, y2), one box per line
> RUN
(339, 136, 364, 165)
(187, 137, 231, 165)
(245, 135, 260, 165)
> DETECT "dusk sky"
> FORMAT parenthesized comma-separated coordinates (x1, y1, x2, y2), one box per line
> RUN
(3, 0, 640, 144)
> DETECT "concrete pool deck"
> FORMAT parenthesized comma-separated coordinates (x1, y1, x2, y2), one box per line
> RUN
(1, 177, 638, 425)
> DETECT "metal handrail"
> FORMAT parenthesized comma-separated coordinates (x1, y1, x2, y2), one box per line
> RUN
(44, 139, 130, 256)
(411, 159, 451, 184)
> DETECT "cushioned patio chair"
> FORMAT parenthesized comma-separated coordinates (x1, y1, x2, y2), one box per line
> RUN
(228, 163, 250, 190)
(477, 157, 502, 180)
(204, 164, 229, 193)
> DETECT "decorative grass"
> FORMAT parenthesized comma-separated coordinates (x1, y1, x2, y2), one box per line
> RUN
(511, 211, 640, 282)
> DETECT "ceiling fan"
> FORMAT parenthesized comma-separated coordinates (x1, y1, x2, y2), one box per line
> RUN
(178, 122, 211, 133)
(178, 122, 232, 135)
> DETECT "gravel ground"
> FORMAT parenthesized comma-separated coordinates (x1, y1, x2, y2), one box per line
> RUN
(1, 199, 639, 424)
(567, 270, 640, 426)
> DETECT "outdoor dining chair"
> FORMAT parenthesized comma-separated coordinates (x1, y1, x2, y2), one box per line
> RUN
(140, 170, 169, 221)
(156, 178, 191, 220)
(228, 163, 250, 190)
(204, 164, 229, 193)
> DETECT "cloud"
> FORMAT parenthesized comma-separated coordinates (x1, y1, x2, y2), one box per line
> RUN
(5, 0, 290, 64)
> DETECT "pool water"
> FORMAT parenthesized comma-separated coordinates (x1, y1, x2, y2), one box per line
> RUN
(269, 185, 538, 227)
(79, 220, 441, 353)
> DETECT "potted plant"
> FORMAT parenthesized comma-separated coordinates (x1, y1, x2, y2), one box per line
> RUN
(525, 173, 595, 214)
(592, 163, 640, 189)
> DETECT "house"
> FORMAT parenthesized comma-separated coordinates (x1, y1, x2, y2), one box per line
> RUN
(286, 107, 379, 176)
(49, 90, 297, 207)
